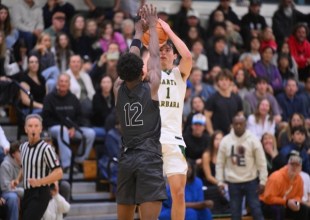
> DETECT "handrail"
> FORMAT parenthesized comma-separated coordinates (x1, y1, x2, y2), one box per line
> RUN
(59, 118, 86, 202)
(63, 117, 86, 157)
(12, 80, 33, 114)
(59, 121, 86, 158)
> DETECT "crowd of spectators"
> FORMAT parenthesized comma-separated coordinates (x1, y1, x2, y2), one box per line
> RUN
(0, 0, 310, 219)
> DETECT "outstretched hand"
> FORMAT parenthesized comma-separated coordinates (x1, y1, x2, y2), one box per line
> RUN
(134, 9, 144, 38)
(141, 4, 158, 28)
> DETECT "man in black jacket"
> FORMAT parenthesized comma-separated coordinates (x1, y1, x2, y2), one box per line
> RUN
(272, 0, 307, 46)
(42, 73, 95, 173)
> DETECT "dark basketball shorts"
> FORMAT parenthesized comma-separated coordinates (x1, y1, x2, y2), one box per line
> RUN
(116, 148, 167, 205)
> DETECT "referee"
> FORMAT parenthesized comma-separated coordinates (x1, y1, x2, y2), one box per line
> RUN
(11, 114, 63, 220)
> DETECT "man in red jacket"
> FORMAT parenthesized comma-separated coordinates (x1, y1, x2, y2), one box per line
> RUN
(288, 23, 310, 82)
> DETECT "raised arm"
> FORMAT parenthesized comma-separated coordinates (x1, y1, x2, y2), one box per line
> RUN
(143, 4, 161, 100)
(158, 18, 192, 81)
(113, 9, 145, 101)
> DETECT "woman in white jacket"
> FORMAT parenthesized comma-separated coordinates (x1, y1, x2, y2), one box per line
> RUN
(247, 98, 276, 139)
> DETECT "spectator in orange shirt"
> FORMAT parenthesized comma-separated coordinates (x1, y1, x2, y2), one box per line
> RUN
(260, 151, 309, 220)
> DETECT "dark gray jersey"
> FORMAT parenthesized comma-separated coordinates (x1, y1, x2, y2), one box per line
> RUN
(116, 82, 161, 154)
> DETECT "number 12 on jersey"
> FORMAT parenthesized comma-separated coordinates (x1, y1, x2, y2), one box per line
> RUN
(124, 102, 143, 126)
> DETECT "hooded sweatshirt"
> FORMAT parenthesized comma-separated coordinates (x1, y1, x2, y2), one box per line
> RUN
(216, 130, 268, 185)
(0, 155, 24, 197)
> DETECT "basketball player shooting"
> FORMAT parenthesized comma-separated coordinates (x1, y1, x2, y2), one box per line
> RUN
(158, 18, 193, 220)
(143, 17, 193, 220)
(113, 4, 167, 220)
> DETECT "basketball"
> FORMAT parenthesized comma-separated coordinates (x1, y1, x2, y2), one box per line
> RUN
(141, 22, 169, 47)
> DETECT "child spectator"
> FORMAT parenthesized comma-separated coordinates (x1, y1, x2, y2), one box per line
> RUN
(41, 182, 70, 220)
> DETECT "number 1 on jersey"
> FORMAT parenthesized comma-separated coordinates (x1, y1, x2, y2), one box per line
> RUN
(166, 87, 170, 99)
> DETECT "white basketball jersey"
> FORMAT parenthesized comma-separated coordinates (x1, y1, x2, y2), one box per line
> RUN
(159, 67, 186, 146)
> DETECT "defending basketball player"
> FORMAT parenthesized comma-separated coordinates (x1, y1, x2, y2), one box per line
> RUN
(113, 4, 166, 220)
(158, 19, 192, 220)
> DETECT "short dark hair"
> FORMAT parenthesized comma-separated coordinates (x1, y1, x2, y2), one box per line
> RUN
(284, 77, 297, 87)
(215, 69, 233, 82)
(293, 23, 309, 36)
(255, 76, 268, 85)
(214, 36, 227, 44)
(116, 53, 143, 82)
(161, 39, 177, 54)
(291, 125, 307, 136)
(9, 141, 20, 157)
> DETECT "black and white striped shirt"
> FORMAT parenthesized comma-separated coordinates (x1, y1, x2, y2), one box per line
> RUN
(20, 140, 60, 189)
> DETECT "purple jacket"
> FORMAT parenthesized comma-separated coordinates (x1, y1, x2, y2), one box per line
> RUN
(99, 32, 128, 53)
(254, 60, 283, 92)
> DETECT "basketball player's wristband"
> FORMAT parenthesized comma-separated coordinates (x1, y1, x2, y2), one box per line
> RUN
(133, 16, 141, 22)
(130, 39, 142, 49)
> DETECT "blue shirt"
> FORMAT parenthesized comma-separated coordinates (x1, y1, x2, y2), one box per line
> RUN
(279, 143, 310, 175)
(276, 93, 307, 122)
